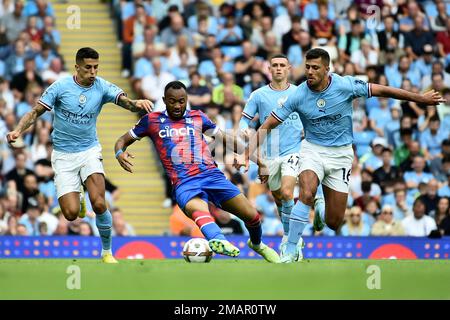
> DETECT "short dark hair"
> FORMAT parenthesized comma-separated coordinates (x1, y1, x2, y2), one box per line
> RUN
(76, 47, 99, 64)
(429, 115, 440, 122)
(361, 181, 372, 193)
(305, 48, 330, 66)
(400, 127, 413, 137)
(164, 81, 187, 96)
(269, 53, 288, 63)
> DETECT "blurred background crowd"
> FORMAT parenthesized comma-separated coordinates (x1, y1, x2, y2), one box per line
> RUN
(0, 0, 450, 238)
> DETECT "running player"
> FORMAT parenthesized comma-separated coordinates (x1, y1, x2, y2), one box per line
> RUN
(114, 81, 280, 262)
(246, 48, 446, 263)
(239, 54, 307, 260)
(6, 47, 153, 263)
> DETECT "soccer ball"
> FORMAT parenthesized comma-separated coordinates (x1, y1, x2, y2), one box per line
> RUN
(182, 238, 213, 263)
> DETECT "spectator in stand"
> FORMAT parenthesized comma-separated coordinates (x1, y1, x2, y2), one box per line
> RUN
(186, 71, 211, 111)
(361, 137, 388, 173)
(160, 12, 192, 48)
(111, 207, 136, 237)
(404, 155, 435, 197)
(400, 141, 428, 173)
(436, 16, 450, 59)
(387, 55, 421, 89)
(402, 197, 438, 236)
(212, 72, 243, 112)
(41, 57, 70, 85)
(35, 42, 56, 73)
(392, 187, 413, 221)
(10, 56, 43, 101)
(167, 34, 197, 69)
(351, 39, 378, 75)
(140, 57, 175, 103)
(41, 15, 60, 52)
(282, 15, 309, 55)
(404, 15, 435, 60)
(371, 204, 405, 236)
(418, 179, 441, 215)
(420, 116, 449, 160)
(373, 147, 401, 195)
(0, 0, 26, 43)
(18, 197, 41, 235)
(338, 19, 366, 63)
(121, 4, 156, 78)
(272, 0, 303, 42)
(217, 15, 244, 60)
(385, 104, 402, 148)
(341, 206, 371, 236)
(421, 61, 450, 90)
(5, 151, 35, 197)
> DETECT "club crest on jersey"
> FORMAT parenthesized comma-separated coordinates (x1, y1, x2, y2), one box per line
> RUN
(316, 98, 326, 108)
(186, 118, 193, 124)
(79, 94, 87, 104)
(277, 96, 288, 108)
(160, 117, 166, 123)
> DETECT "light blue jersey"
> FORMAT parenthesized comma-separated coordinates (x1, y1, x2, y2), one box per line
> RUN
(38, 75, 124, 153)
(240, 83, 302, 158)
(272, 73, 371, 147)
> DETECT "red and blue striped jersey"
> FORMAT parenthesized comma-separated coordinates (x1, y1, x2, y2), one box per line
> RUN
(129, 110, 220, 187)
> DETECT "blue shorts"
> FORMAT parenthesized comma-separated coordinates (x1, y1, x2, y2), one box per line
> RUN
(174, 170, 241, 210)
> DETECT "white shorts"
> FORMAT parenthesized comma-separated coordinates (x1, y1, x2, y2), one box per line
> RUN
(267, 153, 301, 191)
(51, 144, 105, 199)
(299, 140, 353, 193)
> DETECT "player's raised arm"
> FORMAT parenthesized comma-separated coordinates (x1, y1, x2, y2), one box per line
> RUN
(117, 94, 154, 113)
(114, 131, 137, 173)
(370, 84, 446, 105)
(6, 103, 47, 145)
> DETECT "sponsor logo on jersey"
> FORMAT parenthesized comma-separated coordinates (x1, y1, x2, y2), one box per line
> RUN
(158, 126, 195, 138)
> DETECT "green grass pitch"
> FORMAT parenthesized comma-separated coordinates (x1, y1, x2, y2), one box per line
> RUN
(1, 259, 449, 299)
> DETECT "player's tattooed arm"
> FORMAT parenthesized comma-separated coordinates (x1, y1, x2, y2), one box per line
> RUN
(371, 84, 446, 105)
(6, 103, 46, 145)
(117, 95, 153, 113)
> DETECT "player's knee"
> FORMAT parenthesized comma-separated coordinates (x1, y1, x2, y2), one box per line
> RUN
(91, 198, 107, 214)
(300, 190, 315, 205)
(62, 210, 78, 221)
(280, 189, 293, 201)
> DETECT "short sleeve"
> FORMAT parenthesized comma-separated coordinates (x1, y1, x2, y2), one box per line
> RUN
(346, 76, 372, 99)
(101, 79, 125, 105)
(200, 111, 218, 136)
(38, 81, 59, 110)
(129, 115, 150, 140)
(242, 91, 258, 122)
(271, 91, 298, 123)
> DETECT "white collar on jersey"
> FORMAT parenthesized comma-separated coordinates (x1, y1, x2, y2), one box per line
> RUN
(307, 74, 333, 93)
(73, 75, 94, 88)
(268, 83, 291, 91)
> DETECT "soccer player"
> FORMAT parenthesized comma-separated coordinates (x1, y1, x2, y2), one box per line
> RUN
(238, 54, 307, 260)
(114, 81, 280, 263)
(246, 48, 446, 263)
(6, 47, 153, 263)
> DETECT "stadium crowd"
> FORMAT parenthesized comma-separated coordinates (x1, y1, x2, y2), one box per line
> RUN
(1, 0, 450, 238)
